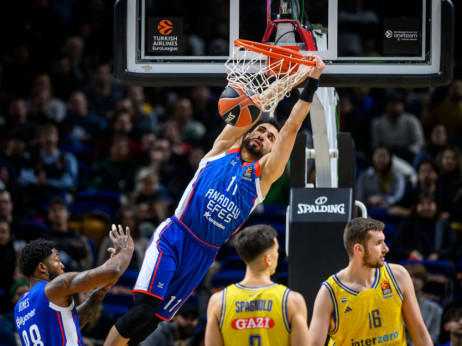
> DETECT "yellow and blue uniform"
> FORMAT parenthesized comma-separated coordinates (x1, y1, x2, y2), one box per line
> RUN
(134, 148, 264, 320)
(219, 283, 291, 346)
(324, 262, 406, 346)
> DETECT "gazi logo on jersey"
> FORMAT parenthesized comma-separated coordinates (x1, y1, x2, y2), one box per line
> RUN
(231, 317, 275, 330)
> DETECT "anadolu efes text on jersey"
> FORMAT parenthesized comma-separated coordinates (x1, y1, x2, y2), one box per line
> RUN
(174, 148, 264, 247)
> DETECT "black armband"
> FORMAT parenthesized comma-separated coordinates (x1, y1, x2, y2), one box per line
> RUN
(299, 77, 319, 103)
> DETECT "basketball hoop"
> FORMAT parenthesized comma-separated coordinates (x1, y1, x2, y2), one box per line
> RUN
(225, 39, 315, 116)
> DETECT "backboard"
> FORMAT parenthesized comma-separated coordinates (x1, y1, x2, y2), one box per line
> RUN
(114, 0, 454, 87)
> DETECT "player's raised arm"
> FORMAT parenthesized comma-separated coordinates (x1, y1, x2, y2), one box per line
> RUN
(308, 285, 334, 346)
(259, 55, 325, 195)
(389, 263, 433, 345)
(45, 225, 134, 299)
(205, 291, 224, 346)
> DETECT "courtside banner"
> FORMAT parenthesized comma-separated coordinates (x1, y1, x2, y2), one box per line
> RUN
(147, 17, 184, 55)
(290, 188, 353, 222)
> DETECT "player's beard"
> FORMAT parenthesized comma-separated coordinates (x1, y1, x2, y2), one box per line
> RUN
(48, 268, 60, 281)
(242, 137, 264, 159)
(363, 248, 384, 269)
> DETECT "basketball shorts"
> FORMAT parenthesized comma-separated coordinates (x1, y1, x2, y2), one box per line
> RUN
(133, 217, 218, 320)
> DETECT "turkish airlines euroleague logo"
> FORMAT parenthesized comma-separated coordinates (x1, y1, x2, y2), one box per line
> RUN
(158, 20, 173, 35)
(231, 317, 274, 330)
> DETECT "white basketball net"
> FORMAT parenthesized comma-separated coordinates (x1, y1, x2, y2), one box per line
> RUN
(225, 45, 313, 116)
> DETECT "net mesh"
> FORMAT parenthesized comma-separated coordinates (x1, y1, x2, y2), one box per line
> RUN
(225, 45, 313, 116)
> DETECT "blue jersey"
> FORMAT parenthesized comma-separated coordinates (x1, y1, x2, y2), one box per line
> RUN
(174, 148, 264, 247)
(14, 281, 84, 346)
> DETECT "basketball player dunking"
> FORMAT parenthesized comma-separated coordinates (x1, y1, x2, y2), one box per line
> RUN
(104, 54, 325, 346)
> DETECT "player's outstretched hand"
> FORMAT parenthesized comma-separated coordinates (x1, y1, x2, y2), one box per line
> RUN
(308, 55, 325, 80)
(107, 224, 134, 257)
(297, 54, 325, 82)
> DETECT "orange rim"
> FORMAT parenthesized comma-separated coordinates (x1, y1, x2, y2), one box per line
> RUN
(234, 39, 316, 66)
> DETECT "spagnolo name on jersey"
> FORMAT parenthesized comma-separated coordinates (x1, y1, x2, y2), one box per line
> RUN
(204, 189, 241, 227)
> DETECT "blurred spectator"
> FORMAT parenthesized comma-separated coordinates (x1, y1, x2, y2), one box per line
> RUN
(87, 138, 136, 194)
(147, 137, 174, 175)
(1, 44, 37, 98)
(413, 123, 449, 169)
(97, 205, 149, 270)
(127, 86, 160, 136)
(28, 73, 67, 123)
(114, 97, 136, 120)
(84, 62, 125, 120)
(19, 123, 78, 202)
(138, 131, 157, 166)
(0, 280, 29, 345)
(63, 90, 107, 147)
(401, 88, 430, 120)
(356, 145, 406, 209)
(0, 161, 16, 196)
(22, 0, 64, 63)
(395, 159, 453, 219)
(131, 168, 172, 228)
(4, 98, 38, 142)
(92, 110, 142, 165)
(164, 146, 205, 202)
(437, 306, 462, 346)
(436, 147, 462, 194)
(339, 93, 371, 160)
(136, 198, 170, 237)
(429, 79, 462, 141)
(190, 86, 222, 147)
(161, 120, 191, 158)
(50, 54, 84, 101)
(46, 197, 93, 270)
(405, 263, 443, 345)
(391, 193, 457, 263)
(140, 304, 200, 346)
(371, 91, 425, 163)
(60, 36, 88, 85)
(132, 168, 172, 207)
(348, 87, 381, 121)
(68, 0, 113, 63)
(0, 220, 16, 313)
(0, 190, 28, 241)
(172, 97, 206, 144)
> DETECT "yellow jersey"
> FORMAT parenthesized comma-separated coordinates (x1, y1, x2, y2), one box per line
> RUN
(324, 262, 406, 346)
(219, 282, 291, 346)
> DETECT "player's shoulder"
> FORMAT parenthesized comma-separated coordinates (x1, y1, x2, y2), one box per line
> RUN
(287, 290, 306, 305)
(209, 289, 225, 306)
(385, 262, 409, 282)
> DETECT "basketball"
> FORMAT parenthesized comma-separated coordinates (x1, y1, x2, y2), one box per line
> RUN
(218, 84, 262, 127)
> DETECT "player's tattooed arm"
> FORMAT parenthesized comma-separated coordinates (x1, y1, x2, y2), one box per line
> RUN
(77, 282, 115, 328)
(46, 267, 117, 298)
(45, 225, 134, 299)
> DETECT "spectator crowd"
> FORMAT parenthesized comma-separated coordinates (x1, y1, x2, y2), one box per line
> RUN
(0, 0, 461, 345)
